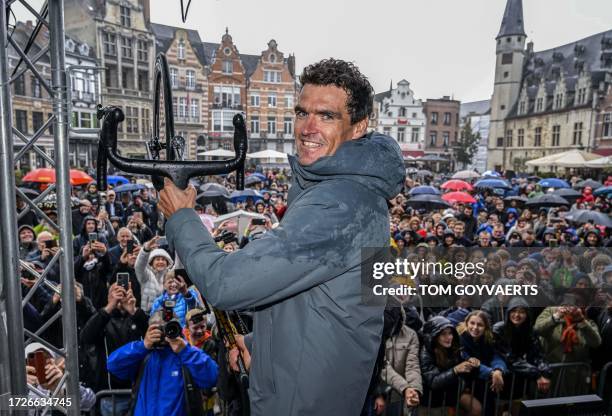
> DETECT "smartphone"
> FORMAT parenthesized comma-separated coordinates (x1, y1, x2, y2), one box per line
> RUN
(88, 233, 98, 243)
(116, 272, 130, 290)
(44, 239, 57, 249)
(157, 236, 168, 246)
(174, 268, 193, 288)
(549, 239, 558, 247)
(27, 350, 49, 384)
(252, 218, 266, 226)
(126, 240, 135, 254)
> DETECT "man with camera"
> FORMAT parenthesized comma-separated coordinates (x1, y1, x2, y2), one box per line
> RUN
(107, 308, 218, 416)
(159, 59, 405, 415)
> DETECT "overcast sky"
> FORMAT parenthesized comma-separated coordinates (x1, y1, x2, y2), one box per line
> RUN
(13, 0, 612, 103)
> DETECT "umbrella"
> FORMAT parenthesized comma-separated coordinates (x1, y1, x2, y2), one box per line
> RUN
(197, 148, 236, 157)
(247, 149, 288, 159)
(441, 180, 473, 192)
(525, 194, 570, 208)
(17, 187, 40, 198)
(106, 175, 129, 186)
(452, 170, 480, 179)
(113, 183, 146, 193)
(416, 169, 433, 177)
(213, 209, 267, 237)
(504, 195, 528, 205)
(474, 179, 511, 190)
(552, 188, 582, 201)
(594, 186, 612, 197)
(584, 156, 612, 168)
(229, 189, 264, 203)
(526, 149, 601, 168)
(482, 170, 501, 177)
(37, 193, 80, 210)
(198, 183, 230, 198)
(565, 209, 612, 228)
(409, 186, 440, 196)
(574, 179, 602, 190)
(22, 168, 94, 186)
(441, 192, 476, 204)
(537, 178, 570, 189)
(250, 172, 267, 181)
(405, 194, 450, 210)
(245, 176, 263, 186)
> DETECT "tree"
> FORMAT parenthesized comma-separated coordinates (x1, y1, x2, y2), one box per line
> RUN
(454, 119, 480, 169)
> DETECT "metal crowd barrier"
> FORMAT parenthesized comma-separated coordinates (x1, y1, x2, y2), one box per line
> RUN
(90, 389, 131, 416)
(598, 361, 612, 416)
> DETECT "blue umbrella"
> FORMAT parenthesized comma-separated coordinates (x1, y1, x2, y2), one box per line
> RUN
(474, 179, 511, 190)
(250, 172, 267, 181)
(482, 170, 501, 177)
(107, 175, 129, 186)
(594, 186, 612, 197)
(409, 186, 440, 196)
(113, 183, 146, 193)
(538, 178, 570, 189)
(230, 189, 264, 203)
(245, 175, 263, 186)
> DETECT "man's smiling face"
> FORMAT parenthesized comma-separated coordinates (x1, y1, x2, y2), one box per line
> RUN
(294, 84, 365, 166)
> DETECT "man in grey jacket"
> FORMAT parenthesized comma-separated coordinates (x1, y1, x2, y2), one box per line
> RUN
(159, 58, 405, 415)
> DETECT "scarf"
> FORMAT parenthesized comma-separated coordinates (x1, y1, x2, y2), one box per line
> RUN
(560, 315, 579, 353)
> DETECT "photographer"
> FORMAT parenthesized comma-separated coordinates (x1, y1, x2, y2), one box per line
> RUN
(107, 310, 219, 416)
(109, 227, 136, 267)
(128, 212, 154, 245)
(111, 242, 142, 308)
(81, 283, 148, 412)
(74, 232, 113, 309)
(73, 215, 109, 255)
(26, 231, 60, 283)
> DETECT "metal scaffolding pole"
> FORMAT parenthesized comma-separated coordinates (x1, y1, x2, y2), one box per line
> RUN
(0, 0, 28, 403)
(48, 0, 80, 413)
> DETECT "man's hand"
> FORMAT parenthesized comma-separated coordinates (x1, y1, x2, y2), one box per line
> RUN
(404, 387, 420, 407)
(26, 365, 38, 385)
(143, 324, 163, 350)
(167, 336, 187, 354)
(92, 241, 107, 255)
(158, 178, 197, 218)
(228, 334, 251, 372)
(41, 360, 63, 391)
(104, 283, 125, 314)
(124, 288, 137, 315)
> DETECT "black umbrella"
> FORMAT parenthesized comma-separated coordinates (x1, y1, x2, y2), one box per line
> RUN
(17, 187, 40, 198)
(416, 169, 433, 177)
(198, 182, 230, 198)
(503, 195, 527, 205)
(245, 175, 263, 186)
(405, 194, 450, 210)
(574, 179, 603, 190)
(525, 194, 570, 208)
(553, 188, 582, 201)
(565, 209, 612, 228)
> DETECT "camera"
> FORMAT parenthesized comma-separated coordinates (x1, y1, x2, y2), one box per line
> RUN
(44, 239, 57, 249)
(160, 300, 182, 340)
(214, 230, 238, 245)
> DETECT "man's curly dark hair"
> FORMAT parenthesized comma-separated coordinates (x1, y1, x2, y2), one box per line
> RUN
(299, 58, 374, 124)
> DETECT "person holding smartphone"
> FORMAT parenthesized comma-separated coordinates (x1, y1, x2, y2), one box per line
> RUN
(25, 231, 61, 283)
(110, 238, 143, 308)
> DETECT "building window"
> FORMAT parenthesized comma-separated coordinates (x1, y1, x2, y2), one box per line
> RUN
(554, 93, 563, 110)
(177, 40, 185, 60)
(137, 40, 148, 62)
(190, 99, 199, 121)
(573, 122, 583, 145)
(137, 70, 149, 92)
(103, 32, 116, 55)
(213, 111, 221, 131)
(430, 131, 437, 147)
(80, 112, 92, 128)
(121, 37, 132, 59)
(284, 117, 293, 135)
(142, 108, 150, 134)
(120, 6, 131, 27)
(501, 53, 513, 64)
(411, 127, 419, 143)
(505, 129, 513, 147)
(213, 86, 241, 108)
(431, 112, 438, 125)
(397, 127, 405, 143)
(121, 68, 133, 89)
(536, 97, 543, 112)
(267, 116, 276, 134)
(603, 113, 612, 137)
(443, 132, 449, 147)
(264, 70, 281, 83)
(534, 127, 542, 146)
(250, 94, 260, 106)
(178, 97, 187, 118)
(443, 112, 451, 125)
(14, 75, 25, 95)
(105, 65, 117, 88)
(399, 107, 407, 117)
(125, 106, 138, 133)
(186, 70, 195, 89)
(250, 116, 259, 134)
(286, 95, 294, 108)
(552, 125, 561, 146)
(32, 111, 43, 132)
(519, 101, 525, 115)
(383, 127, 391, 136)
(517, 128, 524, 147)
(268, 93, 277, 107)
(496, 137, 504, 147)
(170, 68, 178, 88)
(15, 110, 27, 133)
(222, 60, 233, 74)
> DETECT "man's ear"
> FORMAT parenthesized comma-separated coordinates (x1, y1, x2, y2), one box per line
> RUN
(351, 117, 369, 139)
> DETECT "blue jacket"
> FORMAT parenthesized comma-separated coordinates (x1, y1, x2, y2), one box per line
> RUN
(107, 340, 218, 416)
(150, 289, 201, 327)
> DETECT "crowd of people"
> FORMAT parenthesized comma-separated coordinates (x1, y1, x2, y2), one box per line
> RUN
(15, 167, 612, 415)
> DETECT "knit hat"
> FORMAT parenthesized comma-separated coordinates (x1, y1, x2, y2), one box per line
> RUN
(148, 248, 174, 268)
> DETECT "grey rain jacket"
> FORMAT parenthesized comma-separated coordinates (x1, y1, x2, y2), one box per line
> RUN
(166, 132, 405, 415)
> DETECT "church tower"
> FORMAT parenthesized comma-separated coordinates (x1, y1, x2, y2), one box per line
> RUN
(487, 0, 527, 171)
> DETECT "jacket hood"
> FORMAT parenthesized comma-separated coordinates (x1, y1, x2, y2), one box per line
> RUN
(288, 132, 405, 201)
(80, 215, 98, 235)
(18, 224, 36, 236)
(422, 316, 457, 351)
(504, 296, 530, 323)
(148, 248, 174, 268)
